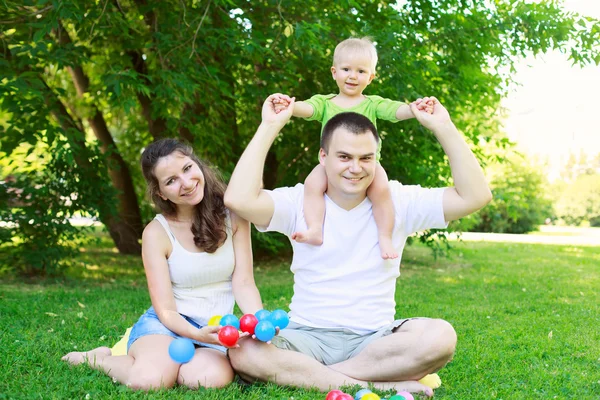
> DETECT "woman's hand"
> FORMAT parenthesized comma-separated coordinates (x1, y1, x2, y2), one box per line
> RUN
(195, 326, 251, 348)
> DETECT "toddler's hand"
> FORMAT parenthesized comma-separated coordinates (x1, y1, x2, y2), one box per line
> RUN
(414, 96, 437, 114)
(272, 94, 291, 114)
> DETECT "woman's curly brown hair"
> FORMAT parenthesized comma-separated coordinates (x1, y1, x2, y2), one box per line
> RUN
(140, 139, 227, 253)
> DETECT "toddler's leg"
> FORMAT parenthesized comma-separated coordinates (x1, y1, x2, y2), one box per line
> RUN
(368, 164, 398, 259)
(292, 164, 327, 245)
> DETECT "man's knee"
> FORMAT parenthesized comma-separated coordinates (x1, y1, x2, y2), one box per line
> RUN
(229, 339, 265, 377)
(426, 319, 457, 362)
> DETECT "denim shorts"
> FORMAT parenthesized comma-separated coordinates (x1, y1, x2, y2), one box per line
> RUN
(127, 306, 227, 354)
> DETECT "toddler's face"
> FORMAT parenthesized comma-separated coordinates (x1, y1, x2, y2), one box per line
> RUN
(331, 53, 375, 97)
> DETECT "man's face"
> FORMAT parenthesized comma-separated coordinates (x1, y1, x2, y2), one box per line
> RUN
(319, 127, 378, 208)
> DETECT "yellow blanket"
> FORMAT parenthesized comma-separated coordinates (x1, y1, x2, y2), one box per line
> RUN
(110, 327, 132, 356)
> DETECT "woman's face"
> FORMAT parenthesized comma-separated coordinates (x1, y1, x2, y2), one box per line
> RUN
(154, 152, 205, 208)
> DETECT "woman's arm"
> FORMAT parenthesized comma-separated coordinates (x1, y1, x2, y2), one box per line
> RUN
(142, 221, 220, 344)
(230, 212, 263, 314)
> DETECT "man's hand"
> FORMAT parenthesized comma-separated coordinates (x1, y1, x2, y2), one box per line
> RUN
(262, 94, 295, 127)
(410, 96, 452, 131)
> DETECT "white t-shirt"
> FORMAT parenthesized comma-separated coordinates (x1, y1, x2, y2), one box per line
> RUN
(257, 181, 448, 334)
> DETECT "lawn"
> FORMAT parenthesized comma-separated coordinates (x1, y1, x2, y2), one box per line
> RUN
(1, 236, 599, 399)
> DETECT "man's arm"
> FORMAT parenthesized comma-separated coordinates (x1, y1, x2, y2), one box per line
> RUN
(224, 94, 295, 227)
(409, 98, 492, 222)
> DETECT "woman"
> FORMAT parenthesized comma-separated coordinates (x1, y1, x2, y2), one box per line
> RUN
(62, 139, 263, 390)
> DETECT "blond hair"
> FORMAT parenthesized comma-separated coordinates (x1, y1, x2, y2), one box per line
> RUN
(332, 37, 378, 71)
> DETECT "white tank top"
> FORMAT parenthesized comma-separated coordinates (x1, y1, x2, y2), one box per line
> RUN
(154, 213, 235, 326)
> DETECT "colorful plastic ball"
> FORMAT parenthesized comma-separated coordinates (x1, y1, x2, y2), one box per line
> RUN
(389, 395, 406, 400)
(168, 338, 195, 363)
(255, 309, 272, 321)
(219, 314, 240, 329)
(360, 394, 380, 400)
(354, 388, 372, 400)
(325, 390, 345, 400)
(269, 309, 290, 329)
(396, 392, 414, 400)
(254, 320, 276, 342)
(337, 394, 354, 400)
(218, 325, 240, 347)
(240, 314, 259, 335)
(208, 315, 222, 326)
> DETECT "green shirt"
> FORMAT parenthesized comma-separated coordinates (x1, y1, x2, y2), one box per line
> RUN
(304, 94, 405, 160)
(304, 94, 405, 132)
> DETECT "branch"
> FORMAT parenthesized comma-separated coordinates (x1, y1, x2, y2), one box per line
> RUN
(0, 5, 53, 25)
(189, 0, 211, 59)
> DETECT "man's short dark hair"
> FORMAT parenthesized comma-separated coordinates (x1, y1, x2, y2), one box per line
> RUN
(320, 112, 379, 153)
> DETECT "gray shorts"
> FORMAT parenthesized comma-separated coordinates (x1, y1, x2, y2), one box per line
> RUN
(271, 318, 424, 365)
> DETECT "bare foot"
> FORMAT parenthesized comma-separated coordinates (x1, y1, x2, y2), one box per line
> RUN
(292, 228, 323, 245)
(371, 380, 434, 397)
(379, 236, 398, 259)
(62, 346, 112, 366)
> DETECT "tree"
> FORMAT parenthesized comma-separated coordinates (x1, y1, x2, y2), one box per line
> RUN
(466, 152, 553, 234)
(554, 173, 600, 226)
(1, 1, 599, 270)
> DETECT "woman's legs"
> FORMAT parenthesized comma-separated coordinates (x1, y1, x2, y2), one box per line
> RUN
(177, 347, 234, 389)
(62, 335, 180, 390)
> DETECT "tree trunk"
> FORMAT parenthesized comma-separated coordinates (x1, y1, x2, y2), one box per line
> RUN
(55, 23, 143, 254)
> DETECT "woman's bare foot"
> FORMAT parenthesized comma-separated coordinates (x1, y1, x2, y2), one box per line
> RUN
(62, 346, 112, 366)
(379, 236, 399, 259)
(292, 228, 323, 245)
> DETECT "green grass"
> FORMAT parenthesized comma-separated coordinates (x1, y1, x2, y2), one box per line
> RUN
(1, 238, 600, 399)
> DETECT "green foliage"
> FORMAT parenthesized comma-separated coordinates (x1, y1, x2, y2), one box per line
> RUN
(0, 139, 117, 275)
(468, 153, 553, 234)
(1, 0, 599, 262)
(554, 173, 600, 226)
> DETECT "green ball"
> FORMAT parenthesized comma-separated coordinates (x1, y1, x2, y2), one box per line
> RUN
(388, 396, 406, 400)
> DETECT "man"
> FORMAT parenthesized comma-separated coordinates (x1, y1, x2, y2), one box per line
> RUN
(224, 95, 492, 396)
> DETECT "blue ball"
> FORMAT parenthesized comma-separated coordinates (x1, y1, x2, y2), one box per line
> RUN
(168, 338, 195, 363)
(355, 388, 372, 400)
(255, 309, 272, 321)
(269, 309, 290, 330)
(254, 320, 276, 342)
(219, 314, 240, 329)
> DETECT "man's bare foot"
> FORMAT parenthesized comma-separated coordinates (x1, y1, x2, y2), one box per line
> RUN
(62, 346, 112, 366)
(379, 236, 398, 259)
(371, 380, 434, 397)
(292, 228, 323, 245)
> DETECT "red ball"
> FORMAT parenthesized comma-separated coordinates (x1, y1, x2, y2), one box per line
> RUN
(337, 394, 354, 400)
(218, 325, 239, 347)
(325, 390, 345, 400)
(239, 314, 259, 335)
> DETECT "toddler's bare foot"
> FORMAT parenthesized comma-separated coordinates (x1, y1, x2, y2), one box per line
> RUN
(379, 236, 398, 259)
(292, 228, 323, 245)
(62, 346, 112, 366)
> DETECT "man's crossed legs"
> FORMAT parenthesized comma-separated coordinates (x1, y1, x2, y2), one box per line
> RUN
(228, 318, 456, 397)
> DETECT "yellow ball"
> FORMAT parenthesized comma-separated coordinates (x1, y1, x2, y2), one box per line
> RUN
(208, 315, 222, 326)
(361, 393, 380, 400)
